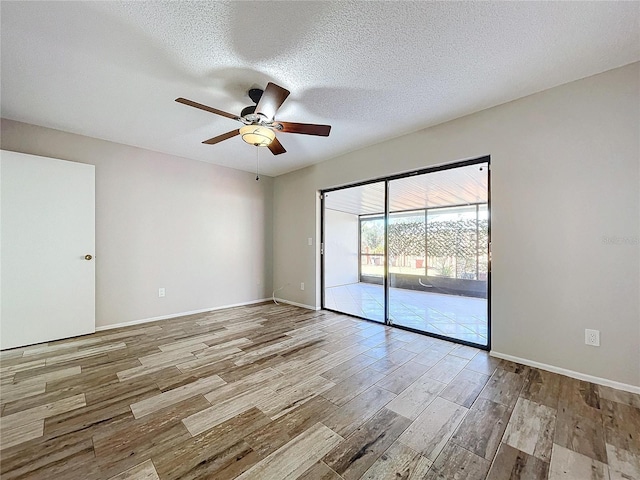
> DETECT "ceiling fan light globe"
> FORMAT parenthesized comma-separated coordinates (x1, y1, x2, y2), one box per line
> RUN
(239, 125, 275, 147)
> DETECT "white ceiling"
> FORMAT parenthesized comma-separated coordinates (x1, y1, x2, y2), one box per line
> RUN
(1, 2, 638, 177)
(325, 162, 488, 216)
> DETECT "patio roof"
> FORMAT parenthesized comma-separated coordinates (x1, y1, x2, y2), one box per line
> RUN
(325, 161, 488, 216)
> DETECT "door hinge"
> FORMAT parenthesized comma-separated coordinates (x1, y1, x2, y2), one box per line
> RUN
(320, 243, 324, 255)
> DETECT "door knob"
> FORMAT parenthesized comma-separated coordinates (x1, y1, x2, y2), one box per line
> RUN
(85, 254, 93, 261)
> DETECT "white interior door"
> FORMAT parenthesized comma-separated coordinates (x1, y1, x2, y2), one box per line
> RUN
(1, 150, 95, 349)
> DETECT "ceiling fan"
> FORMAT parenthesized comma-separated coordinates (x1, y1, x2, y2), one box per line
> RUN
(176, 82, 331, 155)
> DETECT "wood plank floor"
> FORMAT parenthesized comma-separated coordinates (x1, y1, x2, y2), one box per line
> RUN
(1, 303, 639, 480)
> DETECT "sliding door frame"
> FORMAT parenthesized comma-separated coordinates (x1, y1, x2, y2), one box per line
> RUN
(321, 155, 491, 350)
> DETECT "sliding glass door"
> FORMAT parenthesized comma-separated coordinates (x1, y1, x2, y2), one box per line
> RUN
(322, 158, 490, 348)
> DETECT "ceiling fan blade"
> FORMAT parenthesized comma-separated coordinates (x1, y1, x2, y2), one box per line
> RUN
(255, 82, 290, 120)
(277, 122, 331, 136)
(176, 98, 241, 121)
(202, 129, 240, 145)
(268, 136, 286, 155)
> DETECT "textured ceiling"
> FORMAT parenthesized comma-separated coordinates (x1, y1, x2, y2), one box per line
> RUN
(325, 162, 488, 216)
(1, 2, 638, 177)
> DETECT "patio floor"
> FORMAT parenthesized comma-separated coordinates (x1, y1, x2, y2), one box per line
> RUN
(324, 282, 488, 346)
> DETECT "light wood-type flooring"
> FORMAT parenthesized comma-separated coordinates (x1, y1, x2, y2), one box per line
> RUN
(1, 303, 639, 479)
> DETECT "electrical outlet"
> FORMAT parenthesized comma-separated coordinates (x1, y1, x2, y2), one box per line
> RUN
(300, 282, 305, 291)
(585, 329, 600, 346)
(158, 288, 166, 298)
(308, 238, 313, 246)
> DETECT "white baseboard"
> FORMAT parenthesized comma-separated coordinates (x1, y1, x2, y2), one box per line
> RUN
(95, 298, 271, 332)
(490, 351, 640, 395)
(273, 298, 320, 311)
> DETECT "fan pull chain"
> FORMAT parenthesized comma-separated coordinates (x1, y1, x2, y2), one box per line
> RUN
(255, 146, 260, 181)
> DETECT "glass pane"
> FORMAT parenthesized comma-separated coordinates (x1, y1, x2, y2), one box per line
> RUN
(427, 205, 478, 280)
(324, 183, 386, 323)
(388, 163, 489, 346)
(360, 216, 385, 278)
(388, 211, 426, 275)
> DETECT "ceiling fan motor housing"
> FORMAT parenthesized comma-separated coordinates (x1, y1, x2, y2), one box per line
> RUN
(240, 105, 256, 118)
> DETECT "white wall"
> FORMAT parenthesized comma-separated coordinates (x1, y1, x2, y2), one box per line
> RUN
(273, 63, 640, 388)
(0, 119, 273, 329)
(324, 208, 359, 288)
